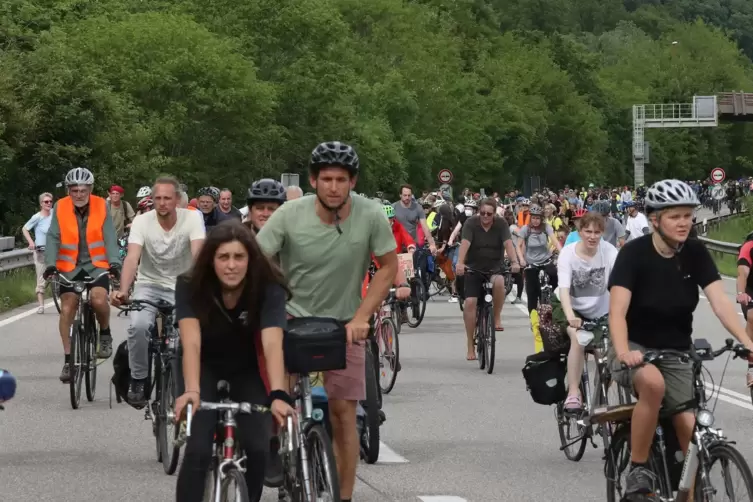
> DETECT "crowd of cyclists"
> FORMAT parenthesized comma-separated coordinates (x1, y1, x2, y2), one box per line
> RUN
(7, 149, 753, 502)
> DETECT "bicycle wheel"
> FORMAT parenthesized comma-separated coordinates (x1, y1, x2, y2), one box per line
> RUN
(51, 279, 62, 314)
(484, 306, 496, 375)
(151, 354, 163, 463)
(158, 360, 181, 475)
(504, 272, 513, 297)
(605, 426, 669, 502)
(69, 320, 84, 409)
(219, 467, 250, 502)
(377, 317, 399, 394)
(305, 424, 341, 502)
(406, 280, 427, 328)
(84, 309, 98, 402)
(698, 443, 753, 501)
(362, 342, 381, 464)
(556, 394, 587, 461)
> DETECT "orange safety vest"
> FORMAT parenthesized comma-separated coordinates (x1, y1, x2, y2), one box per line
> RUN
(517, 211, 530, 227)
(56, 195, 110, 272)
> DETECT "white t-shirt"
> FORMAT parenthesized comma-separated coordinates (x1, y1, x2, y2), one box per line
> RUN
(129, 209, 205, 289)
(625, 212, 649, 242)
(557, 240, 618, 320)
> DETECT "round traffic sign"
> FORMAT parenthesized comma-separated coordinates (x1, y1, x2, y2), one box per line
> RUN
(710, 167, 726, 184)
(437, 169, 453, 184)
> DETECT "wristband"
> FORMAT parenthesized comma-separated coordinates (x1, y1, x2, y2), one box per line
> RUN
(269, 389, 294, 407)
(398, 283, 410, 288)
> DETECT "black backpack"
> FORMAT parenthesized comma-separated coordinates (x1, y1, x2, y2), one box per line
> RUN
(110, 341, 143, 409)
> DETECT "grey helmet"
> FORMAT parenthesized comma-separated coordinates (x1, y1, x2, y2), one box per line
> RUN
(529, 204, 544, 216)
(592, 200, 611, 216)
(197, 186, 217, 202)
(645, 179, 699, 210)
(65, 167, 94, 186)
(247, 179, 286, 205)
(310, 141, 360, 176)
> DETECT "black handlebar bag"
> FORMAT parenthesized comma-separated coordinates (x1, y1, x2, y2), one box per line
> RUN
(284, 317, 347, 374)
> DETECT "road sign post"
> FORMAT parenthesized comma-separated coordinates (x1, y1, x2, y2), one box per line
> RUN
(710, 167, 726, 184)
(437, 169, 453, 185)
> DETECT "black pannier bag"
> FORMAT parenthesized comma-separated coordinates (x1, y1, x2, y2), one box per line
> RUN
(284, 317, 347, 374)
(521, 351, 567, 405)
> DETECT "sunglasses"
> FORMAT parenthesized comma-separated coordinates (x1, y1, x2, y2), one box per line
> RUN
(42, 200, 52, 204)
(479, 211, 494, 217)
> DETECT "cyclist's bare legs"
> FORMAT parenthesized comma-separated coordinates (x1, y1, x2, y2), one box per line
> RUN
(492, 275, 505, 329)
(58, 293, 78, 353)
(89, 286, 110, 331)
(630, 364, 664, 463)
(329, 399, 359, 498)
(462, 297, 478, 359)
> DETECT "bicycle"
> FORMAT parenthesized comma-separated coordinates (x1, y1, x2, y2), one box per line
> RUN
(186, 382, 270, 502)
(278, 372, 341, 501)
(604, 338, 753, 502)
(114, 298, 183, 475)
(36, 247, 62, 313)
(360, 330, 384, 464)
(525, 258, 555, 307)
(53, 273, 102, 409)
(376, 289, 400, 395)
(555, 317, 631, 462)
(466, 268, 496, 374)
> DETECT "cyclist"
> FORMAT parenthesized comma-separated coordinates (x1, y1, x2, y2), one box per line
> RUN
(608, 179, 753, 501)
(456, 197, 521, 360)
(245, 179, 287, 233)
(174, 221, 294, 502)
(256, 141, 397, 502)
(196, 186, 233, 230)
(111, 176, 205, 406)
(393, 184, 437, 254)
(136, 196, 154, 215)
(624, 200, 649, 242)
(592, 200, 625, 248)
(556, 211, 618, 411)
(518, 204, 561, 313)
(43, 167, 121, 382)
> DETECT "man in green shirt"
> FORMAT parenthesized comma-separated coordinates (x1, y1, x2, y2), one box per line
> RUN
(257, 141, 397, 502)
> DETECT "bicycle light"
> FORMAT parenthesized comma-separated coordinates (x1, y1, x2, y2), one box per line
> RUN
(73, 282, 85, 294)
(484, 294, 493, 303)
(696, 409, 714, 427)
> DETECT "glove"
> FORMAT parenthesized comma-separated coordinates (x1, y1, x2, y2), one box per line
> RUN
(42, 266, 57, 281)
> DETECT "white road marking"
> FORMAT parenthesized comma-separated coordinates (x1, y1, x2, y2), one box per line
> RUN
(419, 497, 467, 502)
(706, 383, 751, 402)
(0, 301, 55, 329)
(377, 441, 409, 463)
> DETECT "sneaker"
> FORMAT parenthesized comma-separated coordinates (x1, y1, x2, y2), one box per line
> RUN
(98, 335, 113, 359)
(59, 363, 71, 383)
(127, 378, 147, 408)
(510, 297, 519, 305)
(264, 436, 284, 488)
(448, 296, 458, 303)
(36, 306, 44, 314)
(624, 466, 659, 500)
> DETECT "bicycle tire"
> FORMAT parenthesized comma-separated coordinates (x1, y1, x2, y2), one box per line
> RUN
(362, 342, 381, 464)
(152, 353, 163, 463)
(406, 280, 427, 328)
(697, 443, 753, 501)
(605, 425, 669, 502)
(504, 272, 513, 297)
(378, 317, 399, 394)
(557, 377, 588, 461)
(305, 424, 341, 502)
(84, 308, 97, 402)
(51, 279, 62, 314)
(69, 320, 83, 409)
(476, 308, 485, 370)
(220, 467, 250, 502)
(158, 361, 181, 475)
(484, 305, 495, 375)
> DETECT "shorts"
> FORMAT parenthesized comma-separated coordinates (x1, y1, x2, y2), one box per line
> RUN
(740, 288, 753, 319)
(607, 341, 695, 411)
(463, 270, 500, 299)
(59, 270, 110, 296)
(324, 342, 365, 401)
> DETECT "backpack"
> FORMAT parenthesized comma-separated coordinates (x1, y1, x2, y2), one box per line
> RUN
(110, 340, 144, 409)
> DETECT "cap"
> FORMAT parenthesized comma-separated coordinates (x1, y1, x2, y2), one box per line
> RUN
(109, 185, 125, 194)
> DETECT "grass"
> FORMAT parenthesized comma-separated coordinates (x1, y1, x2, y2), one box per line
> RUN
(706, 213, 753, 277)
(0, 267, 44, 313)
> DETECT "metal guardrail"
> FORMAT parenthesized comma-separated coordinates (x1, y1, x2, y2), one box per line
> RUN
(0, 248, 35, 273)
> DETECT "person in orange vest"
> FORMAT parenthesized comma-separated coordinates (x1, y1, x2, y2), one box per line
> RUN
(43, 167, 121, 383)
(517, 199, 531, 227)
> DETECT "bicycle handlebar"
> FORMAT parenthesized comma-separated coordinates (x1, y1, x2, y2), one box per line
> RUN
(623, 339, 750, 368)
(116, 298, 175, 313)
(523, 258, 555, 270)
(185, 402, 269, 437)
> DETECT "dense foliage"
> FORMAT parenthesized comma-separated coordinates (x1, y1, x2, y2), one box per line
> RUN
(2, 0, 753, 232)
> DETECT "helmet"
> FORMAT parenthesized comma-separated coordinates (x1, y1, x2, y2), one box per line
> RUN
(464, 200, 477, 208)
(209, 186, 221, 199)
(645, 179, 699, 210)
(592, 200, 611, 216)
(309, 141, 360, 176)
(588, 183, 594, 188)
(382, 204, 395, 219)
(137, 186, 152, 198)
(573, 208, 587, 219)
(432, 199, 446, 209)
(64, 167, 94, 187)
(521, 199, 530, 205)
(247, 179, 286, 205)
(137, 196, 154, 211)
(529, 205, 544, 216)
(197, 186, 217, 201)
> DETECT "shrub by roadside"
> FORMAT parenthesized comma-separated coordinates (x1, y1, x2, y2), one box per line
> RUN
(0, 268, 44, 313)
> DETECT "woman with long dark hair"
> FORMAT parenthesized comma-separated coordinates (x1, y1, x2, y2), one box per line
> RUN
(174, 220, 294, 502)
(435, 203, 458, 300)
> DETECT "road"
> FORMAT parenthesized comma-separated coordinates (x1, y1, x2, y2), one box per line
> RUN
(2, 264, 753, 502)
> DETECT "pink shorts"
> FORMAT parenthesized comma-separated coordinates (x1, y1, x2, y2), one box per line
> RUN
(324, 342, 365, 401)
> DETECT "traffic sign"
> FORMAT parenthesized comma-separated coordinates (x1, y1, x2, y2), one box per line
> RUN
(710, 167, 726, 184)
(437, 169, 453, 184)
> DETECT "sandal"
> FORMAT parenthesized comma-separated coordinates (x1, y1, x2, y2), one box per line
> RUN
(564, 394, 582, 411)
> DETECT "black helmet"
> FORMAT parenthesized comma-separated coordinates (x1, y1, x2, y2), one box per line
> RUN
(310, 141, 360, 176)
(247, 179, 286, 205)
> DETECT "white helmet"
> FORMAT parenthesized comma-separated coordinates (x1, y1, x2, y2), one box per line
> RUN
(432, 199, 446, 209)
(645, 179, 699, 210)
(64, 167, 94, 186)
(137, 186, 152, 198)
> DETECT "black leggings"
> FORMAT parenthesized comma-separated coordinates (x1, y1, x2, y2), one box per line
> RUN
(511, 271, 524, 299)
(524, 263, 558, 313)
(176, 367, 271, 502)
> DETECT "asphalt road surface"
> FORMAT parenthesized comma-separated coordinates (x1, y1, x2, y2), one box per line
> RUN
(0, 204, 748, 502)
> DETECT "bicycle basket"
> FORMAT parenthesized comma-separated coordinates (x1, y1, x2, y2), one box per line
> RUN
(521, 351, 567, 405)
(284, 317, 347, 374)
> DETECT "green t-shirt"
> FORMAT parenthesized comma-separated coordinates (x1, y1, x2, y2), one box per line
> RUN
(256, 194, 396, 320)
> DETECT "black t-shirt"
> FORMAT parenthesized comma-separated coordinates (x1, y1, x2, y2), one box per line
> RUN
(608, 235, 720, 349)
(461, 215, 512, 272)
(175, 275, 287, 373)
